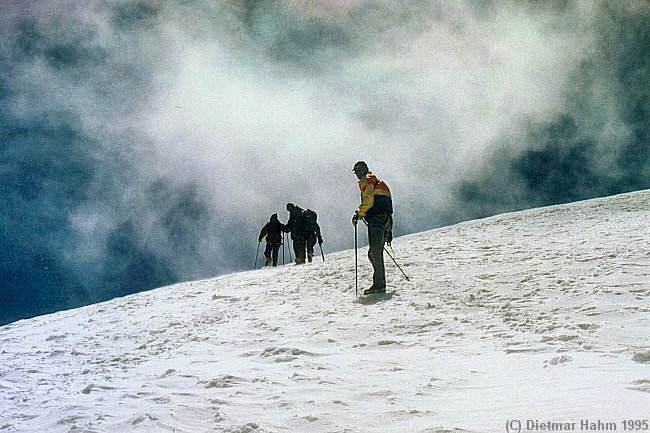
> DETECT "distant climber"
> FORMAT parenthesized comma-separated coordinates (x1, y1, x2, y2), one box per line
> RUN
(283, 203, 324, 264)
(258, 213, 286, 267)
(351, 161, 393, 295)
(303, 209, 323, 263)
(284, 203, 306, 264)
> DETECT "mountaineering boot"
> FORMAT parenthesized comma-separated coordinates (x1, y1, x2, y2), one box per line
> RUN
(363, 285, 386, 296)
(264, 257, 271, 267)
(363, 287, 375, 295)
(307, 253, 313, 263)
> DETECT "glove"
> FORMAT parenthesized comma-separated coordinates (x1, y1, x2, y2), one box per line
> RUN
(318, 237, 323, 245)
(352, 212, 359, 226)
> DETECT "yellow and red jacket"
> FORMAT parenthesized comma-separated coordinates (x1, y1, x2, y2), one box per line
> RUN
(357, 172, 393, 217)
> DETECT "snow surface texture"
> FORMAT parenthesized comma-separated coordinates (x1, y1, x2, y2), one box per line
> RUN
(1, 191, 649, 433)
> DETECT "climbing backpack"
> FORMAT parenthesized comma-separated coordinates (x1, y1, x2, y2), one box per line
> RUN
(304, 209, 317, 231)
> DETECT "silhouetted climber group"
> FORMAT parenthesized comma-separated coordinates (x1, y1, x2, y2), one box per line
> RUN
(286, 203, 323, 264)
(258, 204, 322, 267)
(257, 161, 398, 297)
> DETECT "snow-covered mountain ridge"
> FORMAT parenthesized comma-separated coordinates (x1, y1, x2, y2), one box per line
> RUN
(1, 190, 649, 432)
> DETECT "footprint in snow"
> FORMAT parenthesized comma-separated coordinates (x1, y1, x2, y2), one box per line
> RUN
(378, 340, 401, 346)
(543, 355, 573, 367)
(260, 347, 313, 357)
(158, 369, 176, 379)
(632, 351, 650, 364)
(81, 384, 118, 394)
(627, 379, 650, 394)
(200, 375, 246, 389)
(223, 422, 262, 433)
(130, 413, 158, 425)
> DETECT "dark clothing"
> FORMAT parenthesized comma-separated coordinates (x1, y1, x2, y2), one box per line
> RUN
(284, 205, 323, 264)
(366, 194, 393, 218)
(284, 205, 311, 264)
(259, 215, 286, 267)
(259, 219, 285, 244)
(292, 237, 306, 264)
(307, 233, 323, 262)
(366, 213, 391, 290)
(284, 206, 304, 240)
(264, 242, 281, 267)
(304, 212, 322, 262)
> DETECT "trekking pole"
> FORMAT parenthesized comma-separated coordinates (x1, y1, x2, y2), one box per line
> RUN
(319, 243, 325, 262)
(282, 234, 285, 266)
(354, 219, 358, 298)
(287, 234, 293, 262)
(254, 240, 261, 270)
(361, 219, 410, 281)
(384, 244, 410, 281)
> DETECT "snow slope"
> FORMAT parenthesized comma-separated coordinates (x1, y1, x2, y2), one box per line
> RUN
(1, 191, 649, 433)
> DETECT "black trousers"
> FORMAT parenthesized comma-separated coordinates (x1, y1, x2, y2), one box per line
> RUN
(292, 236, 306, 264)
(366, 213, 391, 289)
(264, 242, 281, 266)
(306, 235, 318, 261)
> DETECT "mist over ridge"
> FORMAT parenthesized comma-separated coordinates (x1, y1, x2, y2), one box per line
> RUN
(1, 0, 648, 324)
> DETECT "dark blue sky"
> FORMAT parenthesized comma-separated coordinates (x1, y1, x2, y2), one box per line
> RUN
(1, 0, 648, 325)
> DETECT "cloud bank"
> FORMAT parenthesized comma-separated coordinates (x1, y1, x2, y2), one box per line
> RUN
(1, 0, 648, 324)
